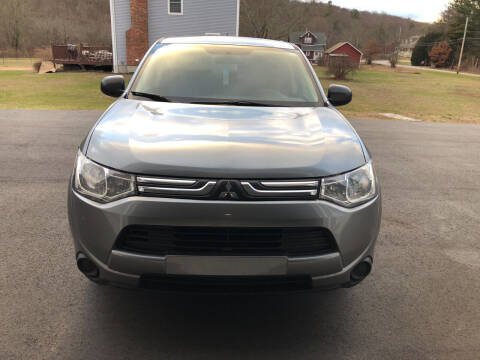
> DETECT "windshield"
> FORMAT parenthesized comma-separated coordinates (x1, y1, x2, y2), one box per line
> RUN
(129, 43, 323, 107)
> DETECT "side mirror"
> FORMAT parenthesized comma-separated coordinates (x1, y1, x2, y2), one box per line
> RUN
(101, 75, 125, 97)
(327, 84, 352, 106)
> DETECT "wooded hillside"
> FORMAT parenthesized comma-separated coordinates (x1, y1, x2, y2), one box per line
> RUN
(0, 0, 111, 57)
(240, 0, 431, 49)
(0, 0, 430, 56)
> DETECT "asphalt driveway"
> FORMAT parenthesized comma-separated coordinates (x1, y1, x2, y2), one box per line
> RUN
(1, 109, 479, 359)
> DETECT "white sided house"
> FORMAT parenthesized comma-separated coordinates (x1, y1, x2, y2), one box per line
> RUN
(109, 0, 240, 73)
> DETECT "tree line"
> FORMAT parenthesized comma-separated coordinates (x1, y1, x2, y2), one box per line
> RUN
(240, 0, 430, 50)
(1, 0, 431, 60)
(0, 0, 111, 57)
(411, 0, 479, 69)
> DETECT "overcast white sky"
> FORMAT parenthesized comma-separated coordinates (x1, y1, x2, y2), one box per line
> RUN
(325, 0, 450, 23)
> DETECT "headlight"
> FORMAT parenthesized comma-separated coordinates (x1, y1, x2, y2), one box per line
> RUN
(73, 151, 135, 203)
(321, 162, 376, 207)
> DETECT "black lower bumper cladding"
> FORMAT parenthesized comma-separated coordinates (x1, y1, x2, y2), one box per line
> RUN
(139, 275, 313, 293)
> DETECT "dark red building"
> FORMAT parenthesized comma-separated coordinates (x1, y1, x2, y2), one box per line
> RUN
(288, 31, 326, 63)
(325, 42, 363, 67)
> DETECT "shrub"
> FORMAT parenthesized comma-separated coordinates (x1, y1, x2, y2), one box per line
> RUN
(389, 52, 399, 68)
(33, 61, 42, 73)
(429, 42, 453, 68)
(327, 55, 355, 79)
(411, 38, 426, 66)
(411, 32, 445, 66)
(363, 39, 381, 65)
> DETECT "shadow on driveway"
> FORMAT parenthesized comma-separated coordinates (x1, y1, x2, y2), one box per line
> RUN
(67, 285, 351, 358)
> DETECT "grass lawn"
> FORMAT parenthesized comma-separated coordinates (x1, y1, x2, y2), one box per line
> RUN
(316, 65, 480, 123)
(0, 71, 130, 110)
(0, 65, 479, 123)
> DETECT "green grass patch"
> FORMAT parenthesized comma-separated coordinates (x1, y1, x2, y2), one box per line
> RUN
(316, 65, 480, 123)
(0, 71, 131, 110)
(0, 66, 479, 123)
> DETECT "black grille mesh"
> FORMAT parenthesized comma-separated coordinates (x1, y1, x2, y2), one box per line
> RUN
(116, 226, 337, 257)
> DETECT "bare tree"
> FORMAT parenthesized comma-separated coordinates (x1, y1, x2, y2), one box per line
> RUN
(0, 0, 28, 55)
(0, 0, 112, 56)
(388, 41, 400, 68)
(0, 0, 433, 57)
(240, 1, 431, 53)
(327, 55, 356, 80)
(240, 0, 314, 40)
(363, 39, 381, 65)
(389, 51, 399, 68)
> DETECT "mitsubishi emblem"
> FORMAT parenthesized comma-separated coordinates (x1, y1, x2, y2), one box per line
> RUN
(218, 181, 239, 200)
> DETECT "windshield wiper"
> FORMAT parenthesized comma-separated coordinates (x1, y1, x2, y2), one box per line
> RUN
(131, 94, 285, 107)
(130, 91, 172, 102)
(189, 100, 281, 107)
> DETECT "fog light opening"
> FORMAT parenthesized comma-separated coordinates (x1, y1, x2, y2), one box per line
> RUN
(76, 253, 99, 278)
(350, 257, 372, 282)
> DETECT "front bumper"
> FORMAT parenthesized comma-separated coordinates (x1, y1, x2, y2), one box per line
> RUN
(68, 184, 381, 290)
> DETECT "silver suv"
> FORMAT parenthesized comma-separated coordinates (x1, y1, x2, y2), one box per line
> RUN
(68, 36, 381, 291)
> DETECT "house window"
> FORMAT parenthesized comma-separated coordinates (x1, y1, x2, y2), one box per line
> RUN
(304, 37, 312, 44)
(169, 0, 183, 15)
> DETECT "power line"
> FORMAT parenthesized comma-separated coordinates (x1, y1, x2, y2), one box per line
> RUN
(410, 37, 480, 47)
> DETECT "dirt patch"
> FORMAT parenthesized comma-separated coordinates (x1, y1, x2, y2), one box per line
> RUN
(396, 70, 421, 75)
(0, 66, 34, 71)
(452, 87, 480, 98)
(369, 65, 421, 75)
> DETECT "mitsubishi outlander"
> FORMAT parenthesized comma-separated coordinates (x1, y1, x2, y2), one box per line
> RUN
(68, 36, 381, 291)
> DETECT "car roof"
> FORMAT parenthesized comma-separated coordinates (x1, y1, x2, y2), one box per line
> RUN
(158, 36, 296, 50)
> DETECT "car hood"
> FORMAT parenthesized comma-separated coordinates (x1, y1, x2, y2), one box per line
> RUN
(86, 99, 366, 178)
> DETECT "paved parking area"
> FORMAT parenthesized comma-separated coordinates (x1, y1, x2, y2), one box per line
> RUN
(1, 109, 479, 359)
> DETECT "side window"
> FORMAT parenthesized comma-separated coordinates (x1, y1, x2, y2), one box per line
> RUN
(168, 0, 183, 15)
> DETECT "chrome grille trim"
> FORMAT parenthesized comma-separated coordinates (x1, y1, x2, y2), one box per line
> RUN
(241, 182, 318, 196)
(260, 181, 319, 188)
(138, 181, 217, 195)
(135, 176, 319, 199)
(137, 177, 196, 186)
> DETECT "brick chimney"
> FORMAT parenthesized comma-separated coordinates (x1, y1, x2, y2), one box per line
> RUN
(126, 0, 149, 67)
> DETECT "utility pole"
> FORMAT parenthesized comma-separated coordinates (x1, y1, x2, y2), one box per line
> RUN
(457, 16, 469, 74)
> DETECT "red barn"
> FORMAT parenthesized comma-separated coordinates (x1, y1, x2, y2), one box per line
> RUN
(325, 42, 363, 67)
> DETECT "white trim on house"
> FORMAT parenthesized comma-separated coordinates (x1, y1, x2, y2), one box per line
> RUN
(109, 0, 118, 73)
(300, 31, 317, 40)
(168, 0, 184, 15)
(236, 0, 240, 36)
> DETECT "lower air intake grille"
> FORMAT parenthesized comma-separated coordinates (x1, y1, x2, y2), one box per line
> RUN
(139, 275, 313, 292)
(115, 226, 337, 257)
